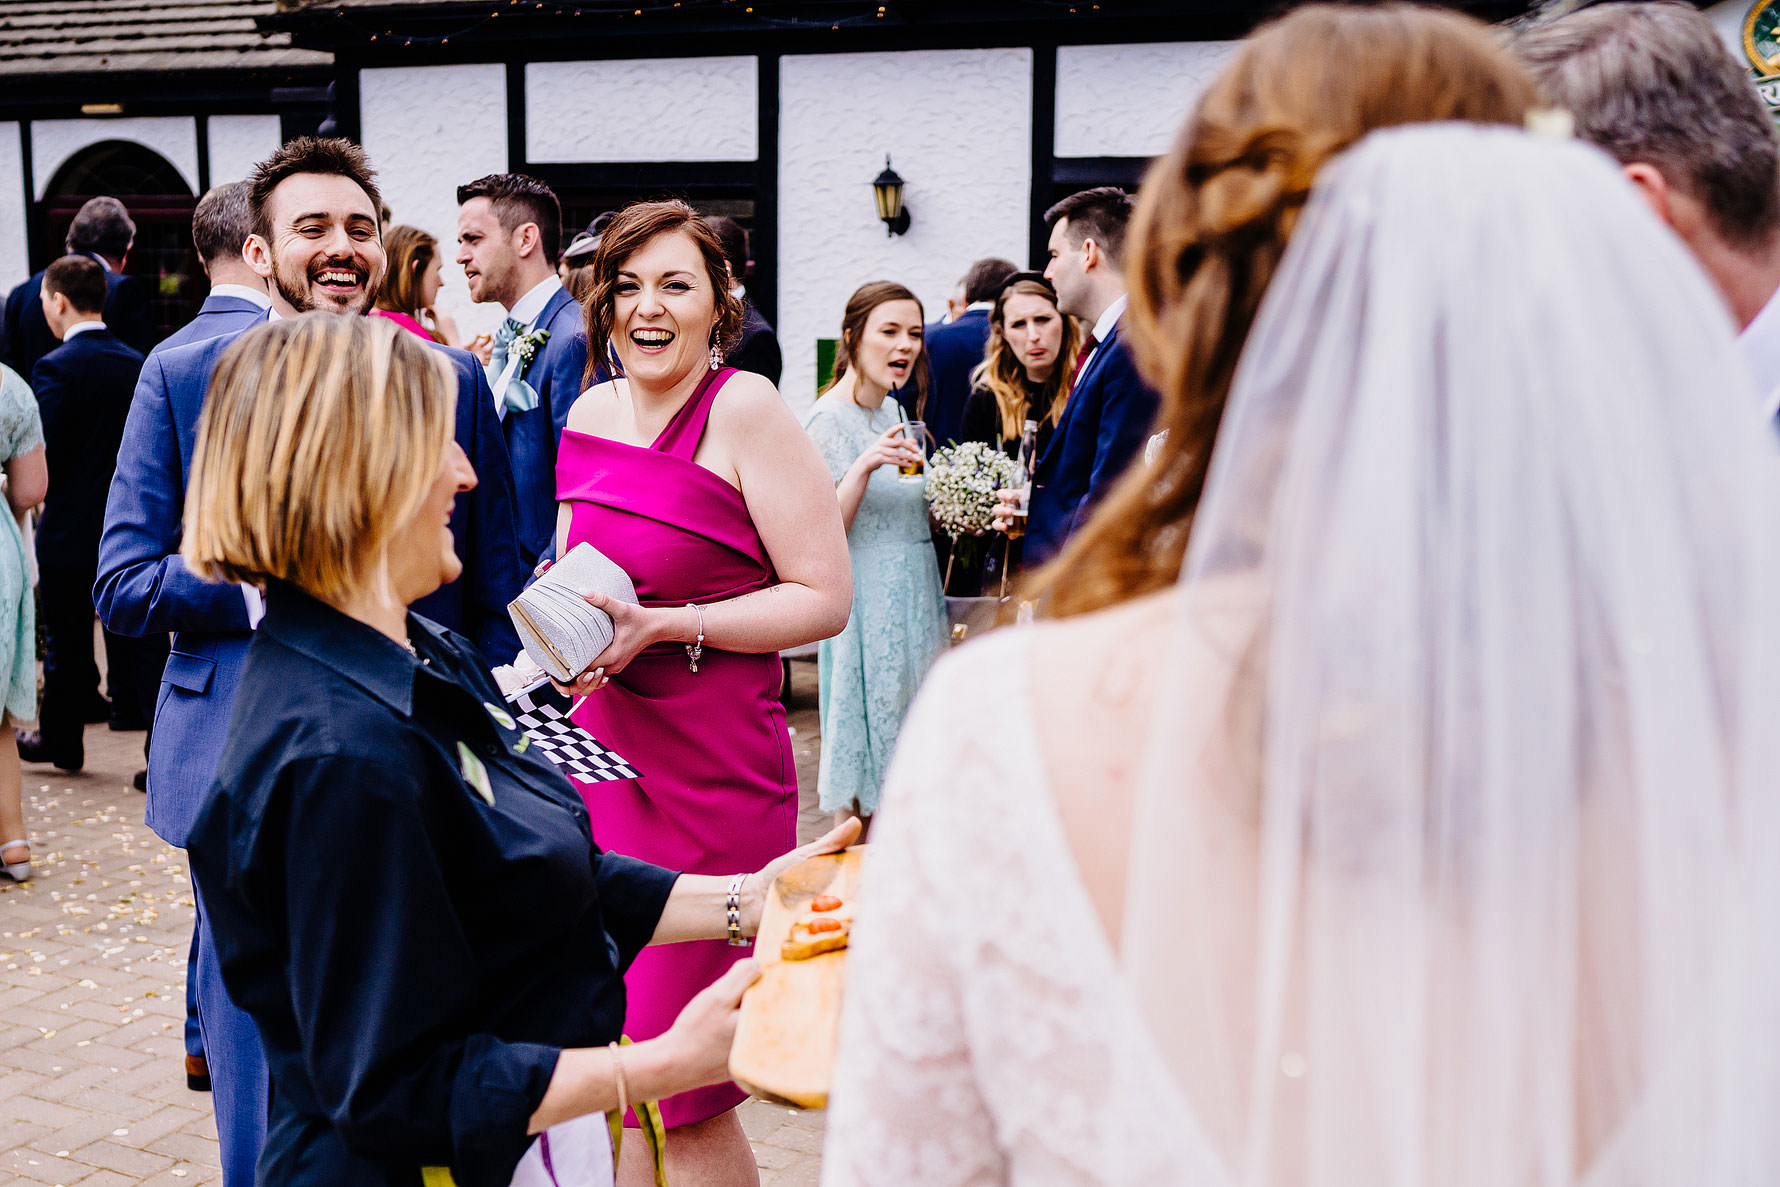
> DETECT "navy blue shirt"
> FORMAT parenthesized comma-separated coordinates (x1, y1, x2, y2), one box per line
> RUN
(187, 585, 679, 1186)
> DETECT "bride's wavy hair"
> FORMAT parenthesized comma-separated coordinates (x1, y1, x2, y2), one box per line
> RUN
(1023, 3, 1540, 618)
(581, 199, 745, 389)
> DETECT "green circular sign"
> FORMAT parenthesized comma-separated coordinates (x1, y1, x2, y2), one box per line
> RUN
(1746, 1, 1780, 75)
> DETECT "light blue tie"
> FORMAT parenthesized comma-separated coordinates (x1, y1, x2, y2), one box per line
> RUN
(487, 317, 541, 414)
(488, 316, 523, 382)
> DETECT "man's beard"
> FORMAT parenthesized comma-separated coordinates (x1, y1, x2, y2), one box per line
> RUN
(271, 251, 380, 315)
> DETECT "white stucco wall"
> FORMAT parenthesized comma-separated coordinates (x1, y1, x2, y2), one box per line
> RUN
(526, 57, 757, 163)
(778, 47, 1032, 412)
(1055, 42, 1238, 159)
(32, 117, 200, 198)
(207, 115, 284, 187)
(362, 63, 510, 338)
(1708, 1, 1748, 60)
(0, 124, 25, 293)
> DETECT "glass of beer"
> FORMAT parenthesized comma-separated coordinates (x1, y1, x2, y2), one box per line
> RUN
(898, 420, 927, 479)
(1004, 485, 1029, 538)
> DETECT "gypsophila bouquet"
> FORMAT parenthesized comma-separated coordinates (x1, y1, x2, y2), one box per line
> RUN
(925, 442, 1019, 539)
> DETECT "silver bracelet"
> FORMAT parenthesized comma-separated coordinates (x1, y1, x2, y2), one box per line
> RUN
(726, 873, 748, 946)
(686, 603, 705, 674)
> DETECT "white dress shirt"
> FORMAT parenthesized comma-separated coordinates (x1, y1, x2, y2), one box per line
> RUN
(1077, 292, 1129, 379)
(211, 283, 272, 309)
(1739, 282, 1780, 419)
(507, 275, 563, 330)
(62, 319, 106, 340)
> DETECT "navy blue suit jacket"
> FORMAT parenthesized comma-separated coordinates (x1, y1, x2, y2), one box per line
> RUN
(6, 267, 154, 376)
(32, 328, 143, 568)
(96, 319, 526, 847)
(728, 300, 782, 387)
(503, 286, 596, 567)
(149, 292, 268, 357)
(1025, 318, 1159, 565)
(921, 308, 992, 447)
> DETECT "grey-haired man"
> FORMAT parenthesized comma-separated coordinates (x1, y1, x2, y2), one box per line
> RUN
(1519, 2, 1780, 411)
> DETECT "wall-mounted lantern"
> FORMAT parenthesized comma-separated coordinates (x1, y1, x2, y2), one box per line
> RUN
(872, 155, 912, 237)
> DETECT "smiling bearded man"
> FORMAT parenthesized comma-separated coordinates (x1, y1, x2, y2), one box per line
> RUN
(94, 136, 527, 1187)
(244, 145, 387, 316)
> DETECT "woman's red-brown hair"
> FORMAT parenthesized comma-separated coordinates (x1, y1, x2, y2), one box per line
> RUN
(581, 199, 745, 390)
(374, 225, 436, 318)
(1022, 3, 1539, 617)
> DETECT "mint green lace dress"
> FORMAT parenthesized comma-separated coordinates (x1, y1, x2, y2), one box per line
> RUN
(0, 366, 40, 723)
(804, 394, 948, 816)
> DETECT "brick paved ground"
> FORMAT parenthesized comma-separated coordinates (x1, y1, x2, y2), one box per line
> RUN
(1, 656, 830, 1186)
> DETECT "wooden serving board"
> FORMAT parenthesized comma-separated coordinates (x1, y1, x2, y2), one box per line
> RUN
(729, 845, 866, 1109)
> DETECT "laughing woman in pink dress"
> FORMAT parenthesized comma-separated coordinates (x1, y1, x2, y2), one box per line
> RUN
(552, 201, 851, 1186)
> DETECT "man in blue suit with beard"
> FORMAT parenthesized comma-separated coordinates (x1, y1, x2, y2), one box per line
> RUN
(996, 188, 1159, 564)
(457, 173, 598, 568)
(95, 137, 524, 1187)
(150, 181, 270, 357)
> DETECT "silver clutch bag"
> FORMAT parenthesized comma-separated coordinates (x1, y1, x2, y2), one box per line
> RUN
(507, 543, 640, 682)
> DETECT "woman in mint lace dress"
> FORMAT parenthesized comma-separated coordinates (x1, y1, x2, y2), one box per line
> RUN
(804, 282, 947, 827)
(0, 364, 46, 881)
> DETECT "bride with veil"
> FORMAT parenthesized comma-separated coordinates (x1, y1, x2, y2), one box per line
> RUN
(822, 121, 1780, 1185)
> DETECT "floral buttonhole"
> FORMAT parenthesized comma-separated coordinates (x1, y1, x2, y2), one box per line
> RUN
(514, 328, 550, 366)
(458, 742, 495, 805)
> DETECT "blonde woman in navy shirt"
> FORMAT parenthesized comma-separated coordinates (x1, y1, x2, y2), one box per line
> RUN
(181, 313, 854, 1186)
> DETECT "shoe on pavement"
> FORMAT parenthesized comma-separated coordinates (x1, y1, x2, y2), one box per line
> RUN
(0, 839, 29, 881)
(185, 1053, 211, 1092)
(16, 729, 82, 772)
(131, 769, 147, 792)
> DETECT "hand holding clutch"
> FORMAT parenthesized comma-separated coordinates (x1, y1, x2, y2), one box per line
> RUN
(507, 543, 639, 683)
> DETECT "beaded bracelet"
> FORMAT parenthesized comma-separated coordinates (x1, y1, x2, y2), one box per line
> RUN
(726, 873, 748, 946)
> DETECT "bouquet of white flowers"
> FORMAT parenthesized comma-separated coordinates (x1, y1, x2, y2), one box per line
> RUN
(924, 441, 1019, 539)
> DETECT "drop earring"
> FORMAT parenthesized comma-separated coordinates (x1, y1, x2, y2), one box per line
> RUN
(709, 342, 723, 371)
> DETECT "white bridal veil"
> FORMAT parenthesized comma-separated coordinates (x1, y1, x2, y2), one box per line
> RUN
(1123, 124, 1780, 1186)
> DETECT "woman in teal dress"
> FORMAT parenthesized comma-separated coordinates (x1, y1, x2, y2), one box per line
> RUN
(0, 364, 46, 881)
(804, 282, 948, 828)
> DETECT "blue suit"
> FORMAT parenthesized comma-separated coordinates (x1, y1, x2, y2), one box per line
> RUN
(94, 318, 525, 1187)
(921, 308, 992, 447)
(502, 285, 594, 566)
(149, 293, 268, 357)
(5, 267, 154, 376)
(1025, 317, 1159, 565)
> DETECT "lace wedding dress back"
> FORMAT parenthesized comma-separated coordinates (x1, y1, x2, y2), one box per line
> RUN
(824, 626, 1225, 1186)
(826, 126, 1780, 1186)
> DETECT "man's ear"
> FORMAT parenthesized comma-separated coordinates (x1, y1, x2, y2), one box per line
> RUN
(1079, 236, 1101, 273)
(243, 234, 274, 280)
(516, 222, 542, 259)
(1621, 162, 1675, 229)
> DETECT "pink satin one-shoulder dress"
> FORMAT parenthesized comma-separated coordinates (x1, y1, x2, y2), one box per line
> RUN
(556, 366, 796, 1127)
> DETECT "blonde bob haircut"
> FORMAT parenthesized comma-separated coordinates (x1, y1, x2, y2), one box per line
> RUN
(183, 313, 455, 602)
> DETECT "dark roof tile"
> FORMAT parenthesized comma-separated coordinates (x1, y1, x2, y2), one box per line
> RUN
(0, 0, 331, 74)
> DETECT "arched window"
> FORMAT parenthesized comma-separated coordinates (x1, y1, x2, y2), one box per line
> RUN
(40, 140, 203, 343)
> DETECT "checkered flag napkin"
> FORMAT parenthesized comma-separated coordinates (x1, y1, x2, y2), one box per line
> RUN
(504, 678, 640, 784)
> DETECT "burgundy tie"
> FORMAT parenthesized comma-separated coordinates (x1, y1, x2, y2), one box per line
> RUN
(1067, 334, 1099, 394)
